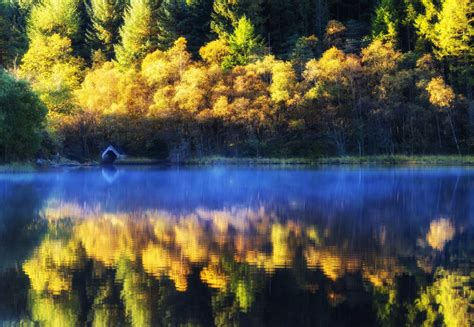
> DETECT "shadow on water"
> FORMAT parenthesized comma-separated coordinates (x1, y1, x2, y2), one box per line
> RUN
(0, 166, 472, 326)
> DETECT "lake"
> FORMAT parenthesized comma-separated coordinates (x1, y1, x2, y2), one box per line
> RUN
(0, 166, 472, 326)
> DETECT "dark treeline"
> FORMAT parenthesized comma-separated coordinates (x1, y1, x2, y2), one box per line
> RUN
(0, 0, 472, 161)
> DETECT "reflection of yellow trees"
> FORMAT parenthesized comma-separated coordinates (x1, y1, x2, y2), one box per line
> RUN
(271, 224, 294, 268)
(426, 218, 455, 250)
(305, 247, 360, 281)
(28, 291, 80, 327)
(116, 259, 153, 327)
(75, 215, 150, 266)
(174, 216, 209, 263)
(200, 262, 229, 290)
(142, 244, 190, 292)
(415, 269, 473, 327)
(31, 201, 467, 317)
(362, 258, 403, 288)
(91, 282, 123, 327)
(23, 238, 83, 294)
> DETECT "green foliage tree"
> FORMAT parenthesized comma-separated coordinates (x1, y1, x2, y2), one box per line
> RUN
(290, 35, 319, 75)
(0, 69, 46, 161)
(86, 0, 125, 60)
(27, 0, 82, 41)
(222, 16, 263, 69)
(371, 0, 399, 44)
(156, 0, 213, 55)
(115, 0, 162, 67)
(210, 0, 264, 38)
(416, 0, 473, 93)
(0, 0, 27, 68)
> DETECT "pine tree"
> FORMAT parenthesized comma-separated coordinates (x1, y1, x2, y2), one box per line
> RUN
(27, 0, 82, 41)
(222, 16, 263, 69)
(157, 0, 213, 55)
(86, 0, 125, 60)
(211, 0, 264, 38)
(371, 0, 399, 45)
(433, 0, 473, 61)
(115, 0, 162, 67)
(416, 0, 473, 93)
(0, 1, 27, 68)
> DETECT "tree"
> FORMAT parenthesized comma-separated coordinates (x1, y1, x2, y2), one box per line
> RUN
(426, 76, 461, 154)
(415, 0, 473, 93)
(27, 0, 81, 41)
(324, 20, 346, 49)
(0, 69, 46, 161)
(199, 38, 230, 66)
(371, 0, 399, 45)
(156, 0, 213, 54)
(18, 34, 85, 121)
(0, 1, 27, 68)
(290, 35, 319, 76)
(115, 0, 162, 67)
(222, 16, 263, 69)
(432, 0, 473, 60)
(86, 0, 125, 60)
(210, 0, 264, 38)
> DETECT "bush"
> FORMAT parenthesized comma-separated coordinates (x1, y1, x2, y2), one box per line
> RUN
(0, 70, 46, 161)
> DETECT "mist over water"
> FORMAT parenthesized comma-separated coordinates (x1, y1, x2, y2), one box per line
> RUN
(0, 167, 472, 326)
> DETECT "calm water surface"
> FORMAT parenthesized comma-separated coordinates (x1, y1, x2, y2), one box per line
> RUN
(0, 166, 472, 326)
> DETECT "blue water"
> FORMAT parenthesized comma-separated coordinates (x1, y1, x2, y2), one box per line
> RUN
(0, 166, 472, 326)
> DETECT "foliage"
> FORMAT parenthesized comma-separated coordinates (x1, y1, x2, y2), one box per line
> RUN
(0, 1, 27, 68)
(86, 0, 125, 60)
(27, 0, 81, 41)
(210, 0, 264, 38)
(0, 0, 472, 160)
(414, 269, 473, 327)
(0, 69, 46, 161)
(18, 34, 84, 121)
(115, 0, 161, 67)
(371, 0, 399, 44)
(222, 16, 263, 69)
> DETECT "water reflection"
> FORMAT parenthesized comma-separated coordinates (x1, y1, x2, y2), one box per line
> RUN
(0, 167, 472, 326)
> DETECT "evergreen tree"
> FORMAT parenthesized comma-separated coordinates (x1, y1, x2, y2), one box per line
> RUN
(86, 0, 125, 60)
(222, 16, 263, 69)
(416, 0, 473, 93)
(211, 0, 264, 38)
(433, 0, 473, 61)
(27, 0, 81, 41)
(115, 0, 162, 67)
(156, 0, 213, 55)
(0, 1, 27, 68)
(371, 0, 399, 44)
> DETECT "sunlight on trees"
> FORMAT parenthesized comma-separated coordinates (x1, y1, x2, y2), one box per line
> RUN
(18, 34, 84, 122)
(27, 0, 81, 40)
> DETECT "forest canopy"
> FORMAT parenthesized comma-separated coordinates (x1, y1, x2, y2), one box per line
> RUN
(0, 0, 472, 161)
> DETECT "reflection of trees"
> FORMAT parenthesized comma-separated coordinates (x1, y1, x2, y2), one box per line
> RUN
(23, 237, 84, 294)
(426, 218, 455, 250)
(412, 269, 473, 327)
(28, 291, 81, 327)
(18, 203, 473, 325)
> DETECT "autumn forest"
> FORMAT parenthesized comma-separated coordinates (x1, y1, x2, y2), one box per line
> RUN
(0, 0, 472, 161)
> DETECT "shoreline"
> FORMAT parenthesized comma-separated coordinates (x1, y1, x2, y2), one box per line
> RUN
(2, 155, 474, 172)
(183, 155, 474, 166)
